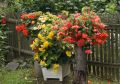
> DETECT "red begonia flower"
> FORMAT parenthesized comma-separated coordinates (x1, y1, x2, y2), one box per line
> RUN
(85, 49, 92, 54)
(1, 18, 6, 24)
(77, 39, 85, 47)
(22, 29, 29, 37)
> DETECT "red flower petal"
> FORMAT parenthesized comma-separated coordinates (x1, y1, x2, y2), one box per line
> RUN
(22, 29, 29, 37)
(77, 39, 85, 47)
(85, 49, 92, 54)
(1, 18, 6, 24)
(82, 33, 88, 39)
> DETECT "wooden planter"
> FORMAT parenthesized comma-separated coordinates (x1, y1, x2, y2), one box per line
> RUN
(34, 61, 70, 81)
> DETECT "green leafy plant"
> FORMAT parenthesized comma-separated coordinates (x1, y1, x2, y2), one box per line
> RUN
(0, 16, 8, 67)
(16, 12, 73, 72)
(1, 0, 119, 14)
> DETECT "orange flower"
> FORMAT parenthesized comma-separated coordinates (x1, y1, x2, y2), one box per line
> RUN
(88, 80, 92, 84)
(31, 21, 35, 25)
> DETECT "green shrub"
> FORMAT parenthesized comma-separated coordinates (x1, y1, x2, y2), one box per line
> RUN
(2, 0, 120, 14)
(0, 16, 8, 67)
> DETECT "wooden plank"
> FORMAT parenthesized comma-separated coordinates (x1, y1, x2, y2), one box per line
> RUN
(6, 18, 20, 23)
(8, 46, 34, 55)
(92, 65, 96, 76)
(95, 46, 99, 62)
(111, 29, 114, 63)
(87, 61, 120, 67)
(95, 45, 99, 77)
(96, 66, 100, 77)
(116, 28, 120, 82)
(103, 43, 108, 79)
(111, 29, 115, 80)
(108, 24, 120, 29)
(91, 46, 95, 62)
(87, 46, 92, 75)
(100, 45, 103, 78)
(107, 29, 112, 80)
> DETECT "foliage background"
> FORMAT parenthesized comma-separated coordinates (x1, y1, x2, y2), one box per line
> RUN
(0, 31, 7, 66)
(0, 0, 120, 16)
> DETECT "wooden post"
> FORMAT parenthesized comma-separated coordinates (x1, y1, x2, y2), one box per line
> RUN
(73, 47, 87, 84)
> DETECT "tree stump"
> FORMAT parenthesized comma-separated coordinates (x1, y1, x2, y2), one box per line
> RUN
(73, 47, 87, 84)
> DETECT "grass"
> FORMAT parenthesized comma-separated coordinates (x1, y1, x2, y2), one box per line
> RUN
(0, 68, 36, 84)
(88, 76, 119, 84)
(0, 67, 119, 84)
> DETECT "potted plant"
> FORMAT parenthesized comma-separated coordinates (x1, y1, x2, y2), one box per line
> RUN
(16, 12, 73, 81)
(57, 7, 108, 84)
(16, 7, 108, 83)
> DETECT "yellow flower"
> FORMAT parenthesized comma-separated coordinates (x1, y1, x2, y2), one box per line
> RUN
(35, 38, 39, 43)
(38, 33, 46, 42)
(53, 64, 60, 72)
(47, 31, 54, 39)
(40, 60, 47, 66)
(34, 53, 39, 60)
(33, 41, 38, 46)
(41, 24, 46, 29)
(39, 47, 45, 52)
(66, 51, 72, 57)
(38, 33, 43, 39)
(57, 35, 61, 40)
(30, 44, 35, 50)
(38, 17, 47, 23)
(43, 41, 49, 48)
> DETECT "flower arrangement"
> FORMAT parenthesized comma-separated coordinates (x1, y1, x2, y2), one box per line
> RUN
(16, 12, 73, 72)
(16, 7, 108, 72)
(16, 11, 42, 37)
(57, 7, 108, 54)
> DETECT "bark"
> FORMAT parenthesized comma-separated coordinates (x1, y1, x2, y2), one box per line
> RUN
(73, 47, 87, 84)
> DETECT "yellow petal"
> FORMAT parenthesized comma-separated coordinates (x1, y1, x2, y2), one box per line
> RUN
(53, 64, 59, 72)
(35, 38, 39, 43)
(38, 33, 43, 39)
(40, 60, 47, 66)
(47, 31, 54, 39)
(39, 48, 45, 52)
(34, 53, 39, 60)
(66, 51, 72, 57)
(30, 44, 35, 50)
(43, 41, 49, 48)
(38, 33, 46, 42)
(41, 24, 46, 29)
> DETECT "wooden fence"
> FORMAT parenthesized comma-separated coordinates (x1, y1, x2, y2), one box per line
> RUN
(6, 13, 120, 82)
(87, 24, 120, 82)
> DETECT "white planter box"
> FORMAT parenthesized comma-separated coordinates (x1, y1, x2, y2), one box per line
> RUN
(41, 63, 70, 81)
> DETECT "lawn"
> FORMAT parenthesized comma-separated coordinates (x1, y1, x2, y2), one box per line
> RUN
(0, 68, 119, 84)
(0, 68, 36, 84)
